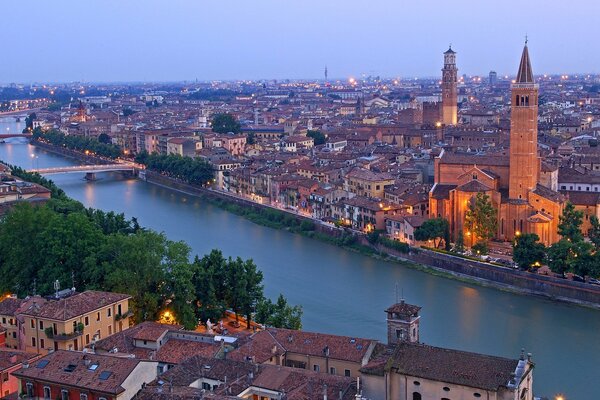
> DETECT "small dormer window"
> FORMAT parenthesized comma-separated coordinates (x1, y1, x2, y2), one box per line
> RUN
(472, 174, 478, 180)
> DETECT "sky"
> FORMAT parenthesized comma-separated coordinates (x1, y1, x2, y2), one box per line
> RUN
(1, 0, 599, 83)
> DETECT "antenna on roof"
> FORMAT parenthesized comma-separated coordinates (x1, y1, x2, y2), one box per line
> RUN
(54, 280, 60, 298)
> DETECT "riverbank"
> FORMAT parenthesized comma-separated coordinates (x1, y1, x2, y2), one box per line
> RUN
(140, 169, 600, 309)
(30, 140, 600, 309)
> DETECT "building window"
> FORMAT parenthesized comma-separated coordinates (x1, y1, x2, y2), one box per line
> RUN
(80, 394, 88, 400)
(107, 308, 112, 317)
(40, 339, 45, 349)
(474, 394, 482, 398)
(61, 389, 69, 400)
(412, 393, 422, 400)
(30, 319, 35, 329)
(86, 334, 90, 344)
(413, 381, 421, 386)
(43, 386, 51, 399)
(344, 369, 351, 377)
(84, 316, 89, 326)
(443, 386, 451, 391)
(39, 321, 44, 330)
(313, 365, 320, 372)
(97, 312, 101, 322)
(330, 367, 336, 375)
(31, 337, 36, 347)
(26, 383, 34, 398)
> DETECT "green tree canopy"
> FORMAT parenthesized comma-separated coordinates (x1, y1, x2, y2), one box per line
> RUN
(256, 294, 303, 330)
(464, 192, 497, 244)
(211, 113, 241, 134)
(513, 233, 546, 269)
(414, 217, 449, 249)
(307, 130, 326, 145)
(558, 202, 584, 243)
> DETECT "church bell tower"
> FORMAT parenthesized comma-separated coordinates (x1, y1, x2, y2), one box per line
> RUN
(508, 40, 540, 201)
(441, 46, 458, 125)
(386, 300, 421, 345)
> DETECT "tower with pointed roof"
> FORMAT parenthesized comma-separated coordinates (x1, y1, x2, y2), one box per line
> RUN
(441, 46, 458, 125)
(509, 41, 540, 202)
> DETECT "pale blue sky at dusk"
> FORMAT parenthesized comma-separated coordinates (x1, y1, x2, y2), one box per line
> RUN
(1, 0, 599, 83)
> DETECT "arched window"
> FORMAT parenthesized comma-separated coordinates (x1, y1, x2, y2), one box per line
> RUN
(412, 392, 422, 400)
(525, 96, 529, 106)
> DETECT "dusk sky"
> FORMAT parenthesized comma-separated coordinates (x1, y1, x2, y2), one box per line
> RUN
(2, 0, 599, 83)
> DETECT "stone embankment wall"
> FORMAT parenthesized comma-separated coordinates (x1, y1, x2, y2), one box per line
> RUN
(143, 170, 600, 307)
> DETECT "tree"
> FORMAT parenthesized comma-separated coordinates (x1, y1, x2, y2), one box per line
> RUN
(513, 233, 546, 269)
(547, 239, 575, 276)
(25, 113, 36, 131)
(241, 259, 264, 329)
(307, 130, 326, 145)
(472, 241, 489, 256)
(588, 215, 600, 248)
(558, 202, 584, 243)
(414, 218, 449, 248)
(255, 294, 303, 330)
(464, 192, 497, 245)
(98, 133, 112, 144)
(247, 132, 256, 145)
(454, 230, 465, 253)
(211, 113, 241, 134)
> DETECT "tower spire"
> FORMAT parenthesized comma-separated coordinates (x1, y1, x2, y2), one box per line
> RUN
(516, 40, 534, 83)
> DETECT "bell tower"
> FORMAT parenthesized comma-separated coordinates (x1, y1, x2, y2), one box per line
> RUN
(441, 46, 458, 125)
(509, 40, 540, 201)
(386, 300, 421, 345)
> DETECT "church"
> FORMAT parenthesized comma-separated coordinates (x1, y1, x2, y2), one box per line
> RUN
(429, 42, 565, 246)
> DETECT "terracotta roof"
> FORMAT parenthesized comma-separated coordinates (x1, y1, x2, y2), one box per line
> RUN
(155, 339, 220, 364)
(0, 297, 24, 316)
(562, 191, 600, 206)
(94, 321, 181, 354)
(0, 348, 39, 372)
(430, 184, 457, 200)
(456, 180, 493, 193)
(12, 350, 143, 395)
(516, 44, 534, 84)
(266, 327, 375, 364)
(385, 301, 421, 317)
(386, 342, 519, 391)
(132, 324, 170, 342)
(532, 184, 564, 203)
(439, 152, 509, 167)
(20, 291, 130, 321)
(228, 330, 285, 364)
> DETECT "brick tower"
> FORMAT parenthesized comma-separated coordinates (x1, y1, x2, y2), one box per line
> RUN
(386, 300, 421, 345)
(441, 46, 458, 125)
(508, 41, 540, 202)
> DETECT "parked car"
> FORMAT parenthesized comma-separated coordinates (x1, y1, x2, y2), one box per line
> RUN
(588, 278, 600, 286)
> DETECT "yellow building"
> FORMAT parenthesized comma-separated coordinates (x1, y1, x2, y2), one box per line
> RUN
(344, 167, 395, 199)
(18, 290, 131, 355)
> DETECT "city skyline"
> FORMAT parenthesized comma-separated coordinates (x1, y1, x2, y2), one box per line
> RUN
(1, 0, 599, 83)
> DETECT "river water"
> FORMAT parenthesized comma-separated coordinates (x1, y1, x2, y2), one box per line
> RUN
(0, 118, 598, 398)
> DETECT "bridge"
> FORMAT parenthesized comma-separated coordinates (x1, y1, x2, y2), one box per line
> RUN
(28, 164, 140, 180)
(0, 133, 32, 139)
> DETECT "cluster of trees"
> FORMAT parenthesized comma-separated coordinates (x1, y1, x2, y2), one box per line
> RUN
(414, 217, 450, 250)
(32, 128, 121, 159)
(307, 130, 326, 145)
(134, 152, 214, 186)
(211, 113, 241, 134)
(0, 185, 302, 331)
(513, 202, 600, 277)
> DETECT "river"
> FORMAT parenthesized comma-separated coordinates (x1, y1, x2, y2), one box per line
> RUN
(0, 118, 597, 399)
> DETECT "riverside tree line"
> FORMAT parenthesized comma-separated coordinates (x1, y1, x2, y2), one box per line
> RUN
(0, 165, 302, 330)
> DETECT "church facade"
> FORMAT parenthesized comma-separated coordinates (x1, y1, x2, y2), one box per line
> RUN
(430, 43, 565, 246)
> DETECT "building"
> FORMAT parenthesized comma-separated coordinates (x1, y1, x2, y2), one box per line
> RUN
(430, 43, 565, 246)
(441, 46, 458, 126)
(0, 349, 40, 398)
(489, 70, 498, 86)
(17, 290, 132, 355)
(343, 168, 395, 199)
(360, 300, 534, 400)
(166, 137, 201, 157)
(12, 350, 157, 400)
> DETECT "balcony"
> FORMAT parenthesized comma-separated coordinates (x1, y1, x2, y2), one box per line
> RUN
(53, 330, 83, 341)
